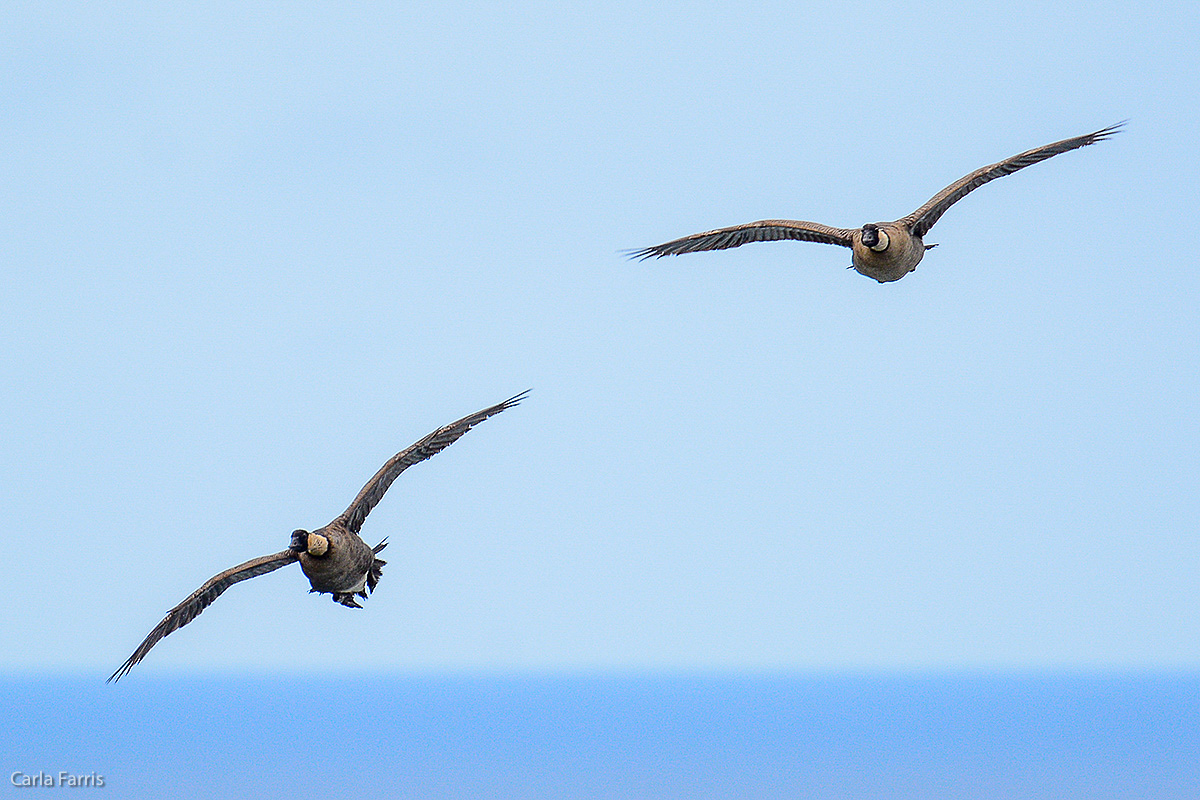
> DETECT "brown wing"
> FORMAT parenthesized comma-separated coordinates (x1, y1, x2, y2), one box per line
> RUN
(628, 219, 855, 259)
(108, 550, 299, 682)
(336, 390, 528, 534)
(903, 122, 1124, 238)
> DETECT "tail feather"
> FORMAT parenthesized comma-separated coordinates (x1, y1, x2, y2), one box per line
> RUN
(366, 554, 386, 594)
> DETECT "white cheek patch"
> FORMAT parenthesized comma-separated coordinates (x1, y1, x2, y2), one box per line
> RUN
(869, 230, 890, 252)
(307, 533, 329, 556)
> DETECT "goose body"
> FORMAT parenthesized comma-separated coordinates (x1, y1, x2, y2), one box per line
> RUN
(295, 525, 386, 607)
(108, 391, 527, 682)
(849, 222, 930, 283)
(630, 123, 1123, 282)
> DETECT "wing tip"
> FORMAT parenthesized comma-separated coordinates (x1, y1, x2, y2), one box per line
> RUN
(501, 388, 531, 409)
(1089, 120, 1127, 143)
(622, 246, 669, 261)
(106, 658, 136, 684)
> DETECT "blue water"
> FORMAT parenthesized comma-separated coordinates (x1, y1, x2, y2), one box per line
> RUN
(4, 672, 1198, 798)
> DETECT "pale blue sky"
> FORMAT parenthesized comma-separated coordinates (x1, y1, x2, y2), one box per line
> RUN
(2, 0, 1197, 677)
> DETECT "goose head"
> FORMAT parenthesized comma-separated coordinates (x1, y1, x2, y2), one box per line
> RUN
(860, 224, 890, 252)
(290, 529, 329, 556)
(289, 529, 308, 553)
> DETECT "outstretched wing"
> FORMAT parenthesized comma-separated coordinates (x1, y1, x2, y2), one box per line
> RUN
(628, 219, 855, 259)
(336, 390, 529, 534)
(109, 550, 299, 682)
(903, 122, 1124, 238)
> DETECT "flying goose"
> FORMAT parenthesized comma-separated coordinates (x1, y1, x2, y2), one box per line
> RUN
(630, 123, 1123, 282)
(108, 391, 528, 682)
